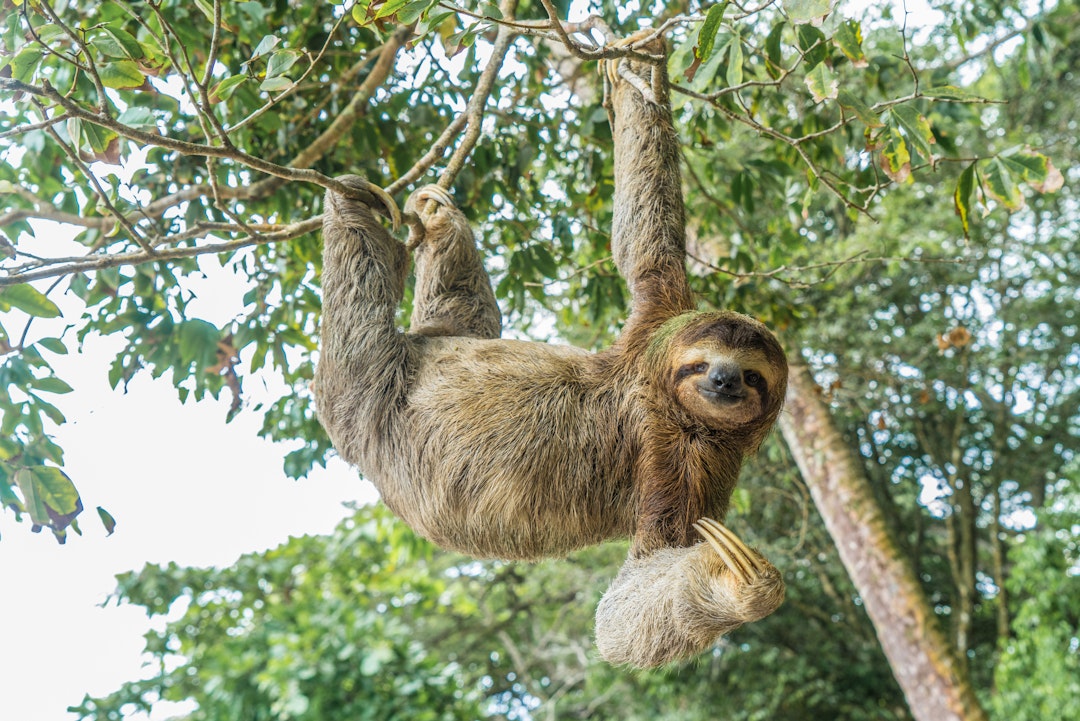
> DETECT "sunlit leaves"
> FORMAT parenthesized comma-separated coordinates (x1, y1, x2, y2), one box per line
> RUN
(879, 127, 913, 184)
(889, 105, 936, 166)
(833, 20, 867, 67)
(210, 74, 248, 103)
(804, 62, 838, 102)
(981, 156, 1026, 212)
(96, 506, 117, 536)
(995, 147, 1065, 193)
(13, 466, 83, 541)
(785, 0, 833, 26)
(98, 60, 147, 90)
(0, 285, 61, 318)
(6, 46, 43, 83)
(695, 2, 730, 63)
(954, 162, 977, 236)
(954, 149, 1063, 235)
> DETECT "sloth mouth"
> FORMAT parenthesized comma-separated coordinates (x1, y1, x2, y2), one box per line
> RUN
(697, 386, 747, 403)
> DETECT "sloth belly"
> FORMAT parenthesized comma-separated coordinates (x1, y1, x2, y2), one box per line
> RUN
(376, 336, 637, 560)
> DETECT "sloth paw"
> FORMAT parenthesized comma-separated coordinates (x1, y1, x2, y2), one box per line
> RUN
(692, 517, 785, 624)
(600, 31, 666, 105)
(405, 184, 456, 220)
(332, 174, 401, 231)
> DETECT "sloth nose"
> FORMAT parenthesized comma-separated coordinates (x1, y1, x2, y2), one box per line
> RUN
(708, 363, 744, 394)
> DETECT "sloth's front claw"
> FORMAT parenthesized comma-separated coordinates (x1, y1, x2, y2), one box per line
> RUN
(332, 175, 401, 232)
(692, 517, 784, 622)
(404, 184, 458, 249)
(693, 516, 766, 584)
(405, 184, 456, 219)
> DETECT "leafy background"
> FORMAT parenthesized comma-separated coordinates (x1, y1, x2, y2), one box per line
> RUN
(1, 0, 1077, 718)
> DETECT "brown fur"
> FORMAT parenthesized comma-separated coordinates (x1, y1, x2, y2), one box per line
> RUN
(315, 42, 788, 667)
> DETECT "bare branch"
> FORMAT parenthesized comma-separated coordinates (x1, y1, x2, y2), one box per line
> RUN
(1, 218, 321, 286)
(439, 0, 521, 190)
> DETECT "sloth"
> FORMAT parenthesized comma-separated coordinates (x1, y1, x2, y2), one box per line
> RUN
(314, 45, 788, 668)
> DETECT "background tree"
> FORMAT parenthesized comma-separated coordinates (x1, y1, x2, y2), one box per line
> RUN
(1, 0, 1075, 719)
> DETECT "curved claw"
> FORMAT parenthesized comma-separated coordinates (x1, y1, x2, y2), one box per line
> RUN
(693, 517, 765, 584)
(405, 184, 456, 219)
(334, 175, 401, 232)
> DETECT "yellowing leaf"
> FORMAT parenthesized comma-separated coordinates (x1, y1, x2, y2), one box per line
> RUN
(99, 61, 146, 90)
(834, 20, 867, 67)
(804, 62, 838, 102)
(954, 163, 976, 237)
(880, 128, 912, 184)
(695, 2, 729, 62)
(890, 105, 936, 165)
(14, 466, 84, 540)
(981, 157, 1025, 211)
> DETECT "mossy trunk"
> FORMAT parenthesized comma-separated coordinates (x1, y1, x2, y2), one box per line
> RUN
(779, 364, 988, 721)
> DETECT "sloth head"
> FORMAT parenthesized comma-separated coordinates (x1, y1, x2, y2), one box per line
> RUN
(651, 312, 788, 444)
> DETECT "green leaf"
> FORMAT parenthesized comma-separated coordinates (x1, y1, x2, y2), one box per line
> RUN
(889, 105, 935, 164)
(98, 61, 146, 90)
(833, 20, 867, 66)
(8, 46, 44, 83)
(37, 337, 68, 355)
(764, 22, 784, 78)
(31, 376, 74, 394)
(68, 119, 121, 164)
(796, 25, 827, 69)
(981, 157, 1024, 211)
(696, 2, 729, 62)
(14, 466, 83, 535)
(837, 90, 883, 127)
(177, 319, 221, 367)
(784, 0, 832, 25)
(374, 0, 410, 20)
(96, 26, 144, 60)
(210, 74, 248, 104)
(804, 62, 837, 102)
(259, 76, 293, 93)
(997, 149, 1064, 194)
(954, 162, 976, 237)
(265, 49, 302, 79)
(250, 35, 281, 60)
(726, 35, 744, 87)
(923, 85, 985, 102)
(116, 107, 156, 129)
(0, 284, 62, 318)
(397, 0, 436, 25)
(97, 506, 117, 535)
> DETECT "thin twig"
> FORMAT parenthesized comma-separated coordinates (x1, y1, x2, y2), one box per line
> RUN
(0, 218, 321, 286)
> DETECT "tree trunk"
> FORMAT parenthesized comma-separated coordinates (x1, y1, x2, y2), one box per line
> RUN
(779, 364, 989, 721)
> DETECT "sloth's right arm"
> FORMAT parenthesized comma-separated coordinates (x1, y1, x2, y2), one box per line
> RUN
(608, 45, 695, 339)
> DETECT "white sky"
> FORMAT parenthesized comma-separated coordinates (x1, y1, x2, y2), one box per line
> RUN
(0, 241, 375, 721)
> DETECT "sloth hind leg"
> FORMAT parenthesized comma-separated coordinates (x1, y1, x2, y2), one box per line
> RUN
(406, 185, 502, 340)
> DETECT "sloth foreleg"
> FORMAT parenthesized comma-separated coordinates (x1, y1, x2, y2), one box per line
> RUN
(594, 518, 785, 668)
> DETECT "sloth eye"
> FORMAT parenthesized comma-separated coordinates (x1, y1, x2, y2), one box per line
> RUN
(676, 362, 709, 380)
(744, 370, 763, 387)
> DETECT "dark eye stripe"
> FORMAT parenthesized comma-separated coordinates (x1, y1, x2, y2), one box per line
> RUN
(675, 362, 708, 381)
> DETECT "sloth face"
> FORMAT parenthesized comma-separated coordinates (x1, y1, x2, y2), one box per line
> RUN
(669, 341, 779, 428)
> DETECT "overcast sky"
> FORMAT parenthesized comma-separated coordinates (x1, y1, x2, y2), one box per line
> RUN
(0, 249, 376, 721)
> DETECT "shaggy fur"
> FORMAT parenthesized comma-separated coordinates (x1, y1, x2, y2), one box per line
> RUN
(315, 43, 788, 668)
